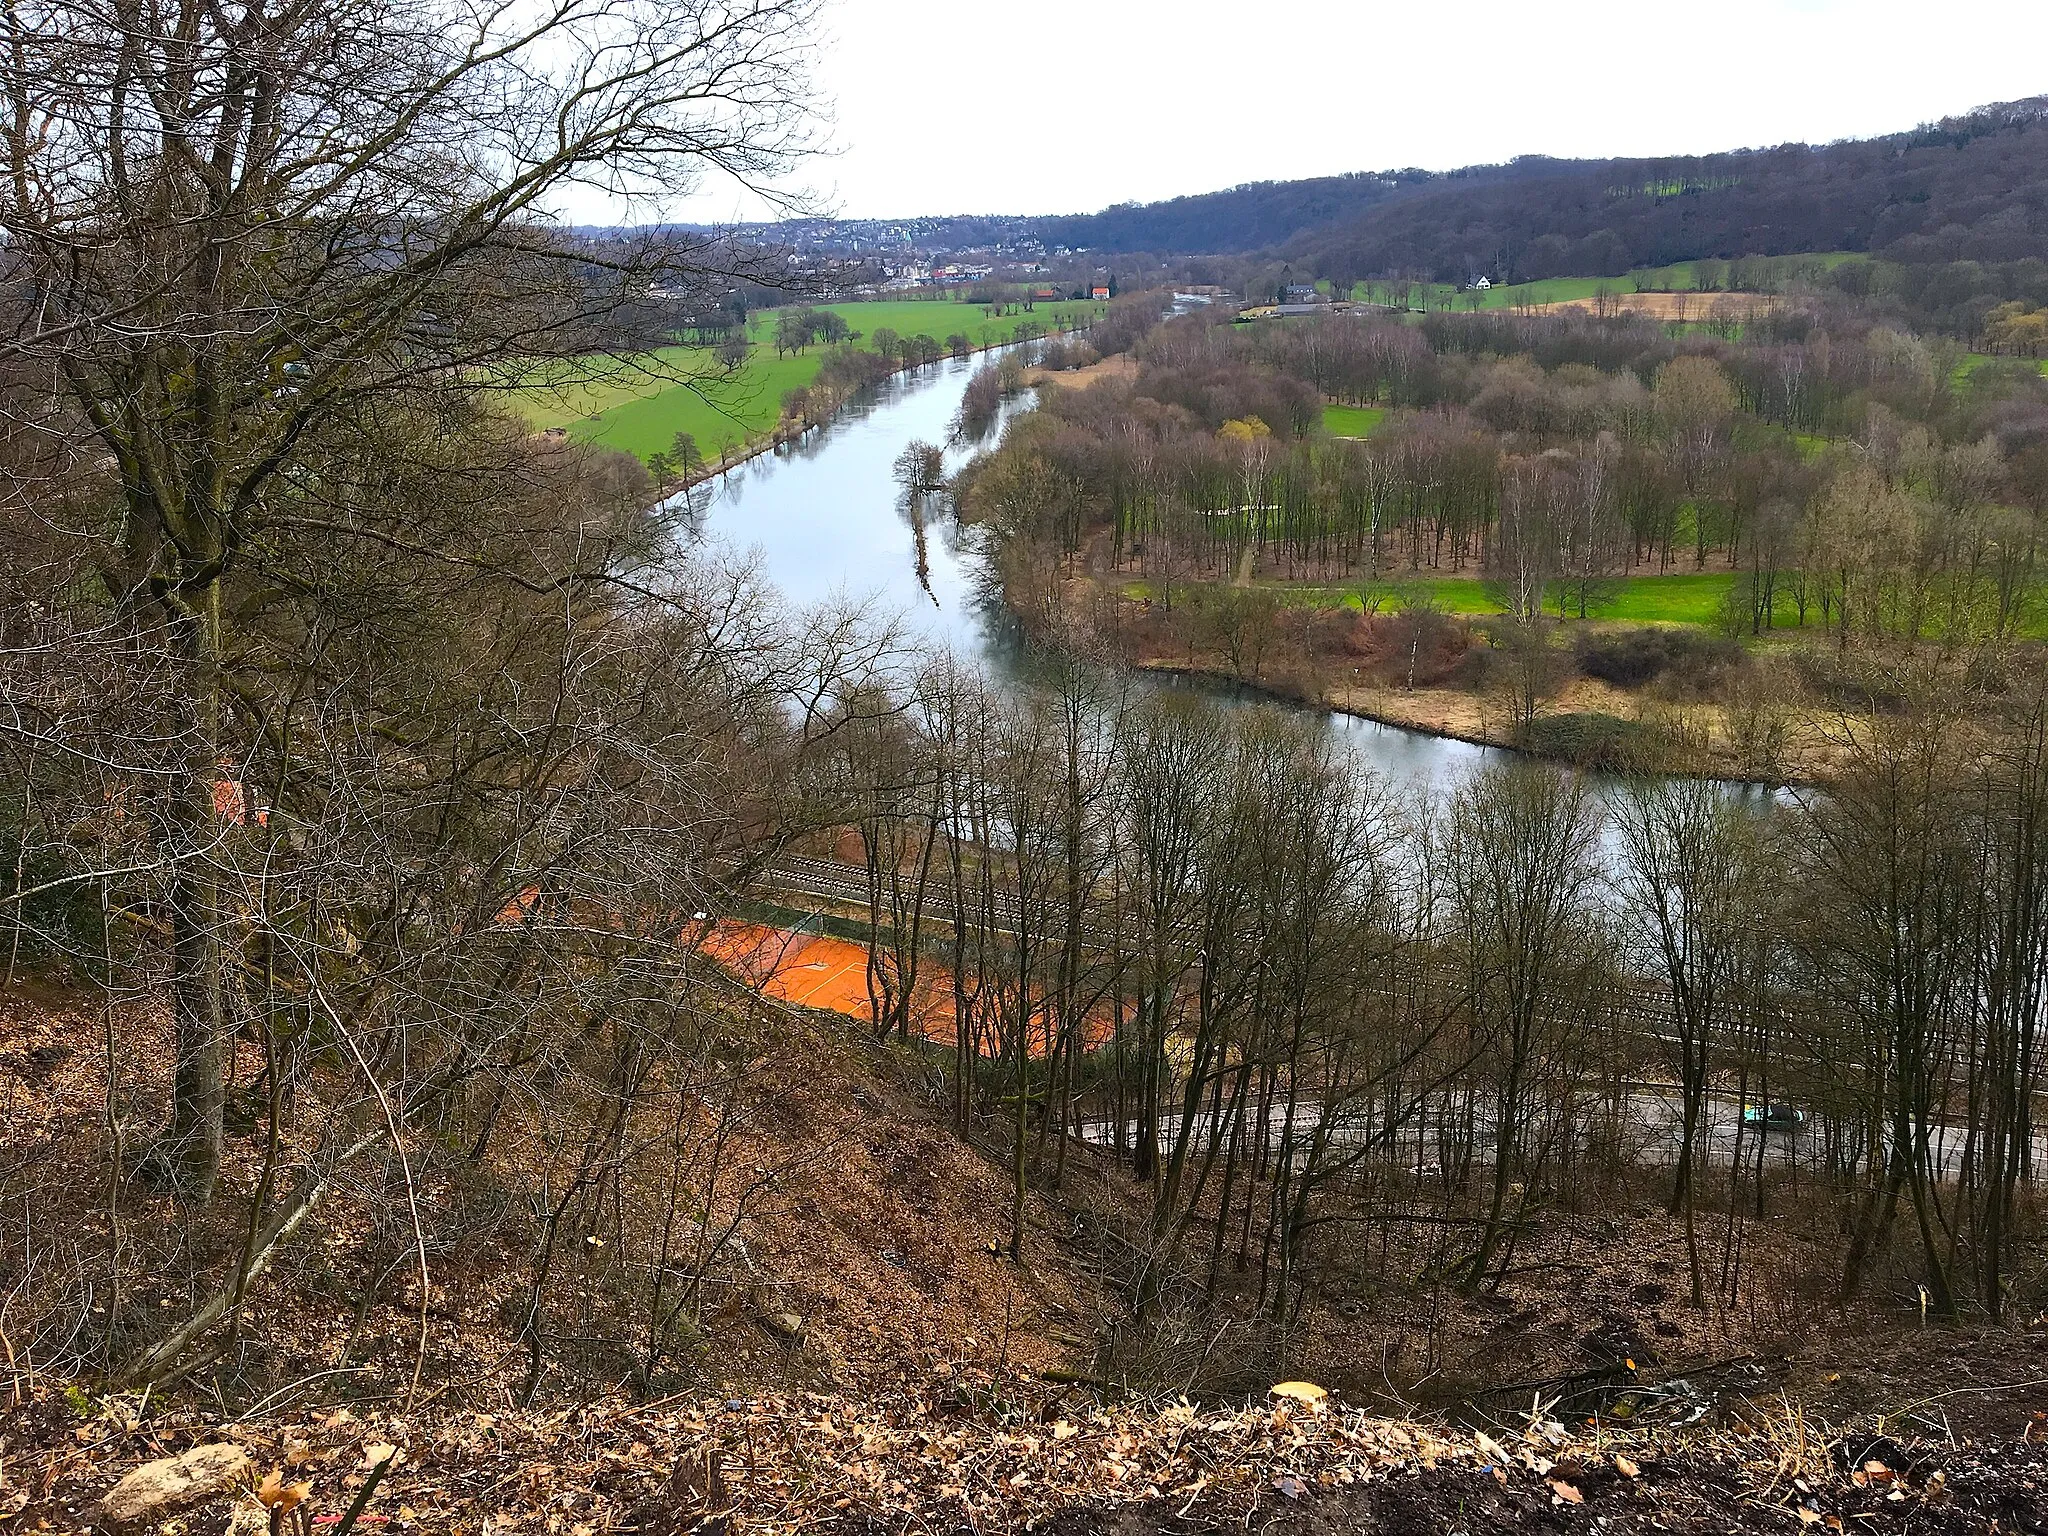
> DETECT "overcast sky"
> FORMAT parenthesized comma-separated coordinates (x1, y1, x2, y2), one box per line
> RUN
(666, 0, 2048, 225)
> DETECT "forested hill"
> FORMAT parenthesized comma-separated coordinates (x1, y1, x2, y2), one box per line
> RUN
(1032, 168, 1436, 258)
(1039, 97, 2048, 279)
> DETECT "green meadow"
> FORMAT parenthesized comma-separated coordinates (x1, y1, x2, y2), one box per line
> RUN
(1352, 572, 1739, 625)
(1125, 571, 1742, 625)
(1123, 568, 2047, 641)
(1952, 352, 2048, 387)
(510, 298, 1105, 462)
(1322, 404, 1386, 437)
(1349, 253, 1859, 313)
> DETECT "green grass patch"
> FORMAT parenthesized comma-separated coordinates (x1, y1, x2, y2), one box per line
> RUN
(507, 298, 1105, 462)
(1373, 577, 1501, 615)
(1394, 571, 1750, 627)
(1593, 574, 1737, 624)
(1349, 253, 1856, 314)
(1125, 571, 1752, 626)
(1123, 564, 2048, 644)
(1953, 352, 2048, 386)
(1323, 404, 1386, 438)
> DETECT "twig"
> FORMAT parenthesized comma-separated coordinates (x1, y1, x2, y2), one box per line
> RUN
(331, 1448, 400, 1535)
(314, 982, 432, 1410)
(232, 1367, 377, 1424)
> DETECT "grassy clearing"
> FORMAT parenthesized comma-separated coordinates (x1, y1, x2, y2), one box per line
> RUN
(508, 299, 1106, 462)
(1322, 404, 1386, 437)
(1953, 352, 2048, 386)
(1121, 566, 2048, 642)
(1120, 571, 1745, 625)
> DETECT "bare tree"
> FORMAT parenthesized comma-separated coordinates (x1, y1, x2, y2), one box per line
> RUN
(1445, 761, 1605, 1292)
(0, 0, 822, 1202)
(1615, 774, 1776, 1306)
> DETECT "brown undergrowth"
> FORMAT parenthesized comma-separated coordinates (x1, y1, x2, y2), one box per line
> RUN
(8, 1365, 2043, 1533)
(0, 972, 1110, 1411)
(7, 977, 2048, 1533)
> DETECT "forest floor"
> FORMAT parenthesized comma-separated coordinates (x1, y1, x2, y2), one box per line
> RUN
(11, 1336, 2046, 1533)
(8, 970, 2048, 1532)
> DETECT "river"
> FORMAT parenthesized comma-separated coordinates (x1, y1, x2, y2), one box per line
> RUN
(674, 345, 1506, 797)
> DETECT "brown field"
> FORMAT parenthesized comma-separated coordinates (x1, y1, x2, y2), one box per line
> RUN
(1529, 290, 1778, 321)
(1024, 352, 1137, 389)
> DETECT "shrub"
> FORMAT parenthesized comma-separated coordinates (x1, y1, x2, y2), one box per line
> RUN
(1518, 711, 1660, 771)
(1573, 626, 1744, 693)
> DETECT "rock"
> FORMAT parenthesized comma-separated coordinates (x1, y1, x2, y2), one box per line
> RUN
(1269, 1380, 1329, 1406)
(92, 1443, 252, 1529)
(763, 1310, 805, 1339)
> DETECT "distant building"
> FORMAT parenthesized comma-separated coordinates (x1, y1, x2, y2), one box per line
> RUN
(1091, 283, 1111, 301)
(1283, 284, 1321, 304)
(1473, 276, 1493, 290)
(1030, 286, 1059, 302)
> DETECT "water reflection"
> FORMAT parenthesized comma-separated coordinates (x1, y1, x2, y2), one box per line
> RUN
(661, 342, 1761, 815)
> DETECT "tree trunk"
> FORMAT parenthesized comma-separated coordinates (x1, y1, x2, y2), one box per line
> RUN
(159, 595, 228, 1203)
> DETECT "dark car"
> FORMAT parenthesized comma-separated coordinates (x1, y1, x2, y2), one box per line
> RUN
(1742, 1102, 1806, 1132)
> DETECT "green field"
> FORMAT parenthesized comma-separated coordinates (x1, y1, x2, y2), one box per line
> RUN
(1124, 571, 1744, 625)
(1362, 573, 1737, 624)
(511, 299, 1105, 462)
(1124, 568, 2047, 642)
(1953, 352, 2048, 386)
(1349, 253, 1858, 313)
(1322, 404, 1386, 437)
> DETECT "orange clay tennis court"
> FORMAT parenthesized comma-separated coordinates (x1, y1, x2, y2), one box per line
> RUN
(698, 921, 957, 1036)
(697, 921, 1116, 1053)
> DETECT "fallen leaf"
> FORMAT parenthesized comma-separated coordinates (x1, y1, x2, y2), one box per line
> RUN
(256, 1471, 313, 1513)
(1548, 1478, 1584, 1505)
(1614, 1455, 1639, 1478)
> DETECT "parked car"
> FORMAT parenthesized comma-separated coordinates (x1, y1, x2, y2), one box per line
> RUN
(1742, 1102, 1806, 1132)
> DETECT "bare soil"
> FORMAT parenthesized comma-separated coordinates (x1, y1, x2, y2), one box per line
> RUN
(1527, 292, 1781, 322)
(1026, 354, 1139, 390)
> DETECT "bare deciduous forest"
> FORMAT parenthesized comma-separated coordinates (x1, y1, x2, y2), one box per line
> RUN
(3, 1, 2048, 1528)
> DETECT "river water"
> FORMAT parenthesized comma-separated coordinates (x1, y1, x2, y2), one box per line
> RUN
(675, 346, 1505, 798)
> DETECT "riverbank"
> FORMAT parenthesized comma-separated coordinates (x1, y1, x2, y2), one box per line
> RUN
(527, 304, 1102, 504)
(1127, 652, 1823, 785)
(1045, 550, 1827, 782)
(641, 325, 1087, 501)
